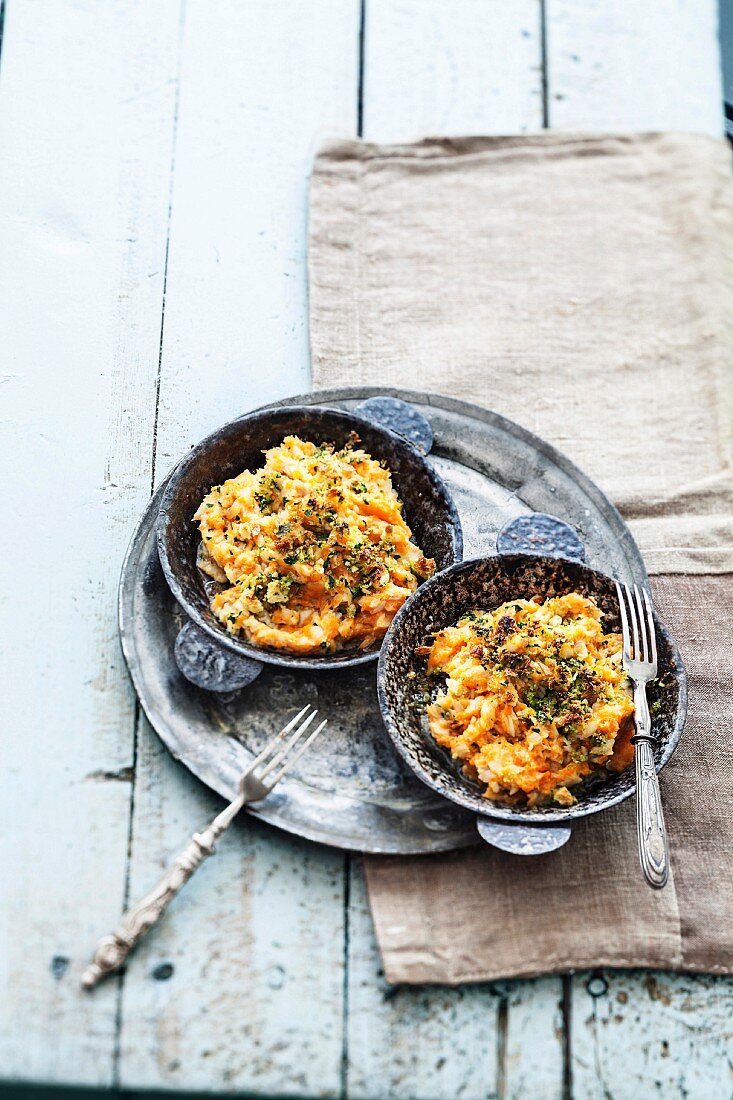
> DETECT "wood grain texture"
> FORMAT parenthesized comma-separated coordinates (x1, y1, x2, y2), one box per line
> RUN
(152, 0, 360, 475)
(504, 977, 566, 1100)
(546, 0, 724, 135)
(0, 0, 182, 1086)
(362, 0, 544, 141)
(570, 971, 733, 1099)
(346, 862, 500, 1100)
(117, 717, 346, 1096)
(115, 1, 360, 1094)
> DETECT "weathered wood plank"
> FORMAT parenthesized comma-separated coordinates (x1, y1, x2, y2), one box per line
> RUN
(547, 8, 729, 1096)
(152, 0, 361, 470)
(504, 977, 565, 1100)
(362, 0, 544, 141)
(346, 861, 500, 1100)
(570, 970, 733, 1100)
(546, 0, 723, 135)
(0, 0, 182, 1086)
(117, 1, 360, 1094)
(357, 7, 565, 1099)
(117, 717, 347, 1096)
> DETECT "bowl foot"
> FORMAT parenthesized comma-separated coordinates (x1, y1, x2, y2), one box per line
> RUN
(476, 818, 572, 854)
(174, 621, 263, 693)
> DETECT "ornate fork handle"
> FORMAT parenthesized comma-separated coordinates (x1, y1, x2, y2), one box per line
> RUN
(81, 799, 242, 989)
(632, 685, 669, 890)
(82, 705, 325, 988)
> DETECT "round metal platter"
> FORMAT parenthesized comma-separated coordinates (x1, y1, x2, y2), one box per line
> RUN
(119, 387, 648, 854)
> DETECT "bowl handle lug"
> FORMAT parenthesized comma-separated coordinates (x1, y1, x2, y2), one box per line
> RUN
(353, 396, 434, 455)
(496, 513, 586, 562)
(476, 817, 572, 855)
(174, 621, 264, 693)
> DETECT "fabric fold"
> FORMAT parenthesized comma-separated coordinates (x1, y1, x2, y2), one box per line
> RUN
(309, 132, 733, 983)
(309, 132, 733, 576)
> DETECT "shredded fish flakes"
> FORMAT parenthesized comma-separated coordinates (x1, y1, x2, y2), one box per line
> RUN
(195, 434, 434, 655)
(422, 593, 635, 806)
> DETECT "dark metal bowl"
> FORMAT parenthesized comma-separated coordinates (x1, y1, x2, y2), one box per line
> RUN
(157, 405, 463, 670)
(377, 554, 686, 829)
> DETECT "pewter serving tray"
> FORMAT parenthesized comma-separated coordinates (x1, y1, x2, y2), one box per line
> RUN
(119, 387, 647, 854)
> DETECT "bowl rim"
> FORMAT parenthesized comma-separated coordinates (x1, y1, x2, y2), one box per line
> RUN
(377, 552, 687, 823)
(156, 402, 464, 670)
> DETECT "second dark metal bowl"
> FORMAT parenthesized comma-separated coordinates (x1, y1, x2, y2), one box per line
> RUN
(157, 404, 463, 670)
(377, 554, 686, 830)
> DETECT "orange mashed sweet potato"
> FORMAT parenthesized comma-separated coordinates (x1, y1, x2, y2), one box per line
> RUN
(195, 434, 434, 655)
(423, 592, 635, 807)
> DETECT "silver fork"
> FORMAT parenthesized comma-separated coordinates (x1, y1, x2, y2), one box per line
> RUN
(615, 582, 669, 889)
(81, 704, 326, 989)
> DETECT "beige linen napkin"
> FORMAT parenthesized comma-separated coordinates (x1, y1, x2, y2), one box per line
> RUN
(309, 133, 733, 983)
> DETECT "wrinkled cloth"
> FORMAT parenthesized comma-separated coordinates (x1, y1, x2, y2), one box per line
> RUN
(310, 133, 733, 575)
(309, 133, 733, 983)
(361, 576, 732, 983)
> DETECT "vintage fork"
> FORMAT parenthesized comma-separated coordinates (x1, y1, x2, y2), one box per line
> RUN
(81, 704, 326, 988)
(615, 581, 669, 889)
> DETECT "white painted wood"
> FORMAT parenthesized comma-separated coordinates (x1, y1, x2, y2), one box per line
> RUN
(152, 0, 361, 474)
(117, 717, 347, 1096)
(547, 0, 724, 135)
(346, 861, 500, 1100)
(570, 970, 733, 1099)
(363, 0, 543, 141)
(0, 0, 182, 1087)
(117, 1, 360, 1093)
(504, 977, 565, 1100)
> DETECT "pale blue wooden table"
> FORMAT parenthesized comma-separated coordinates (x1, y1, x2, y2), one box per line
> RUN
(1, 2, 730, 1097)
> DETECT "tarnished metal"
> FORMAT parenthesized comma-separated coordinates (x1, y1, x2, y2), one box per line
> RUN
(174, 621, 264, 692)
(156, 402, 462, 671)
(119, 387, 654, 854)
(377, 552, 686, 836)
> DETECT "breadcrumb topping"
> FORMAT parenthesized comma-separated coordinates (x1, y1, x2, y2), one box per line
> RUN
(423, 592, 635, 806)
(195, 434, 435, 655)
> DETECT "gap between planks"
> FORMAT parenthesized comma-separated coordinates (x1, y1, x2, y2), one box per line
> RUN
(112, 0, 188, 1086)
(539, 0, 550, 127)
(340, 853, 352, 1099)
(149, 0, 188, 497)
(0, 0, 6, 73)
(357, 0, 366, 137)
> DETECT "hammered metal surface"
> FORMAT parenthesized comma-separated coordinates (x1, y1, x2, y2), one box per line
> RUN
(174, 621, 263, 693)
(120, 387, 655, 853)
(497, 512, 586, 561)
(377, 554, 686, 826)
(476, 818, 573, 853)
(354, 396, 434, 453)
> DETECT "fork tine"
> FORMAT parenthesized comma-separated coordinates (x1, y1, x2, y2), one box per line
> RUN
(265, 719, 327, 787)
(246, 704, 313, 773)
(633, 584, 649, 662)
(615, 580, 632, 659)
(624, 582, 641, 661)
(642, 587, 658, 666)
(257, 708, 319, 780)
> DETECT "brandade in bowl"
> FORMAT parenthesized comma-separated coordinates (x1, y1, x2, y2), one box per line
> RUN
(377, 550, 685, 852)
(157, 403, 463, 672)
